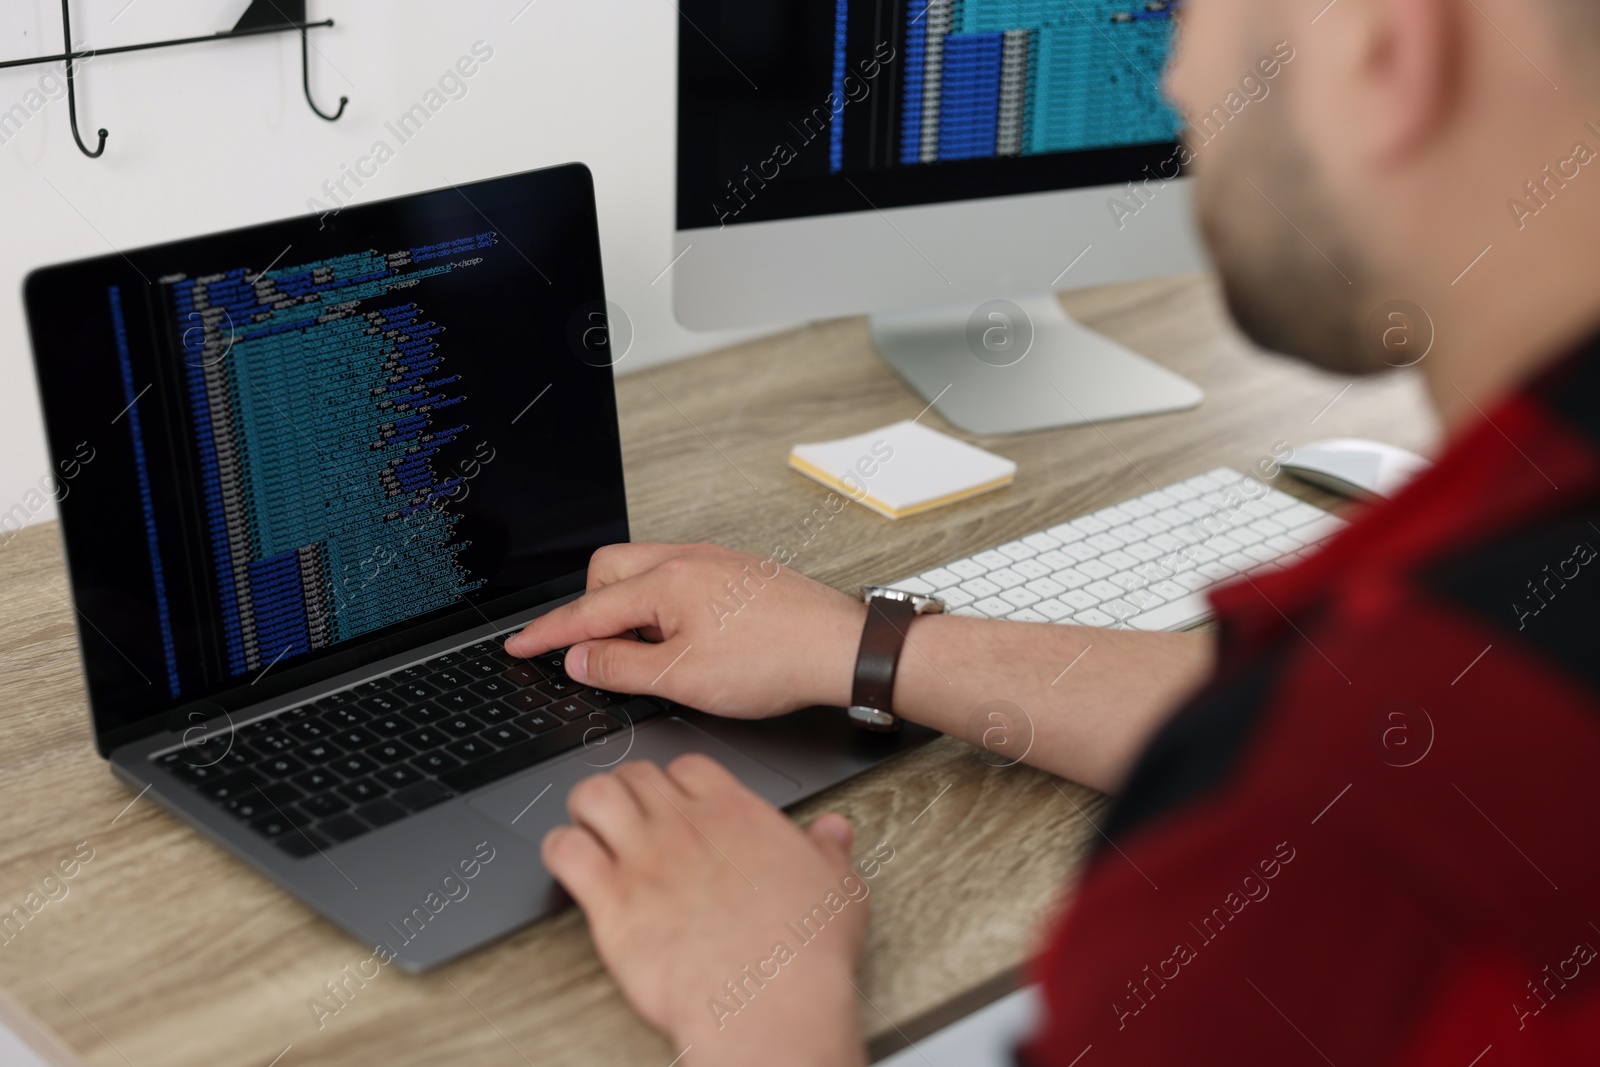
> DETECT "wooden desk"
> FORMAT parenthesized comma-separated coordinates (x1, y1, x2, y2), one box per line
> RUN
(0, 274, 1436, 1067)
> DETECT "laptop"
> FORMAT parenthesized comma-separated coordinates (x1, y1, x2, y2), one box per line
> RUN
(24, 163, 932, 970)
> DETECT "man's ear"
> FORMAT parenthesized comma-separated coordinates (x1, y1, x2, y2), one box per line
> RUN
(1339, 0, 1462, 166)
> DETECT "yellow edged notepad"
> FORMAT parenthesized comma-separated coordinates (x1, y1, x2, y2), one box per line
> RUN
(787, 419, 1016, 520)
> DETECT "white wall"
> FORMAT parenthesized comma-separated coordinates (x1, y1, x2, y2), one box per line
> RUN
(0, 0, 773, 527)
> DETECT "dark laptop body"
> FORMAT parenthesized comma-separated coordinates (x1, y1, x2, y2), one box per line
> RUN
(24, 163, 931, 969)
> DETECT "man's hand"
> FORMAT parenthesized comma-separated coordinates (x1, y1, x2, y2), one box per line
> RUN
(544, 756, 868, 1066)
(505, 543, 866, 718)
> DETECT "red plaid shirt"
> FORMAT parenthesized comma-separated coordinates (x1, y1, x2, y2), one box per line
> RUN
(1023, 341, 1600, 1066)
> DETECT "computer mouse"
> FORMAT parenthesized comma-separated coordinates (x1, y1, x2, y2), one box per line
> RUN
(1280, 438, 1430, 501)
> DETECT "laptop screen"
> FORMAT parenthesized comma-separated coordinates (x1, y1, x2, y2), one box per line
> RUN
(26, 164, 628, 747)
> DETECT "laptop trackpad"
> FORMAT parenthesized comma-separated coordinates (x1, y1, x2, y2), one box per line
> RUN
(468, 716, 803, 843)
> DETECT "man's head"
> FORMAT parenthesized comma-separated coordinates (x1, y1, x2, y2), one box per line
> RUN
(1165, 0, 1600, 392)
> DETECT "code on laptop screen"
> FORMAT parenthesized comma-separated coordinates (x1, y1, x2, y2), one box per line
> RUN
(27, 165, 628, 741)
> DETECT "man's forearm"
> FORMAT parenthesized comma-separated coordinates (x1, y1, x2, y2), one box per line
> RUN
(884, 616, 1215, 793)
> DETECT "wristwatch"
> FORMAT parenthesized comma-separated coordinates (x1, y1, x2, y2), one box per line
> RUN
(848, 585, 945, 732)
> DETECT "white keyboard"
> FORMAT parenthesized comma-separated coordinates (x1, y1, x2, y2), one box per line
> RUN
(884, 467, 1347, 632)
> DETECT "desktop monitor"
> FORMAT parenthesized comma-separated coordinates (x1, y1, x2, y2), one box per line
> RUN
(674, 0, 1210, 434)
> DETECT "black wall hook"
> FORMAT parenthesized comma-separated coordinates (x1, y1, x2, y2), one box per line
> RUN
(0, 0, 347, 159)
(59, 0, 106, 157)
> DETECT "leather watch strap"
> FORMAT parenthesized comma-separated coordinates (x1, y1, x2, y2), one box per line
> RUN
(850, 596, 917, 731)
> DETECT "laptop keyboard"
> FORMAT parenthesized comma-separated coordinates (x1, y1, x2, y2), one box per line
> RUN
(153, 634, 663, 858)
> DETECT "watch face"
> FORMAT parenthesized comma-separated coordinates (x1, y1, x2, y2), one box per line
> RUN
(863, 585, 945, 612)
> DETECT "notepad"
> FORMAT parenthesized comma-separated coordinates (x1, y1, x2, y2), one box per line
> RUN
(788, 420, 1016, 520)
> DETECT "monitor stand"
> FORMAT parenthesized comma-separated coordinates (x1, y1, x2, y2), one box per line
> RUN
(868, 294, 1203, 436)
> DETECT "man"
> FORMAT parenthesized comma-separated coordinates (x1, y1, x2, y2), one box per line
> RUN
(507, 0, 1600, 1061)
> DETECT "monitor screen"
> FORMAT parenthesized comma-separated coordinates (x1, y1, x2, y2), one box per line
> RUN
(26, 164, 628, 743)
(676, 0, 1183, 230)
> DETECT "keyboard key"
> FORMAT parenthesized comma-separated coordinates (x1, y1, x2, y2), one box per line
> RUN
(939, 587, 975, 609)
(1034, 598, 1073, 621)
(459, 657, 502, 680)
(336, 777, 386, 803)
(1063, 541, 1102, 562)
(446, 737, 494, 762)
(1222, 553, 1258, 573)
(375, 765, 424, 789)
(1245, 543, 1279, 564)
(293, 768, 342, 793)
(1084, 580, 1123, 601)
(947, 558, 987, 579)
(534, 678, 580, 700)
(259, 755, 307, 778)
(200, 771, 265, 802)
(392, 780, 454, 812)
(482, 723, 532, 748)
(319, 706, 366, 729)
(298, 792, 351, 819)
(314, 690, 361, 709)
(367, 739, 418, 764)
(973, 550, 1011, 569)
(331, 753, 379, 778)
(402, 701, 449, 725)
(440, 715, 484, 738)
(959, 576, 1002, 598)
(224, 790, 269, 820)
(1045, 522, 1087, 543)
(1000, 587, 1041, 608)
(333, 729, 377, 751)
(250, 810, 311, 838)
(319, 813, 372, 843)
(1035, 550, 1074, 571)
(1109, 573, 1144, 592)
(548, 698, 591, 721)
(919, 567, 962, 589)
(1061, 590, 1100, 611)
(1109, 524, 1145, 545)
(1074, 608, 1117, 627)
(286, 720, 331, 743)
(368, 714, 414, 737)
(391, 680, 439, 703)
(402, 726, 448, 750)
(1021, 532, 1062, 552)
(996, 541, 1036, 561)
(1151, 580, 1191, 600)
(579, 687, 626, 708)
(469, 676, 517, 700)
(1096, 505, 1134, 525)
(436, 689, 486, 712)
(1052, 567, 1091, 589)
(391, 665, 432, 684)
(411, 750, 462, 775)
(351, 679, 393, 698)
(358, 693, 405, 715)
(1077, 559, 1115, 580)
(246, 732, 297, 756)
(432, 667, 470, 690)
(1008, 608, 1049, 622)
(502, 663, 543, 687)
(533, 651, 568, 677)
(504, 691, 552, 712)
(472, 703, 517, 725)
(974, 597, 1013, 617)
(1125, 589, 1165, 610)
(988, 567, 1026, 590)
(1229, 526, 1266, 547)
(1011, 558, 1051, 580)
(515, 710, 560, 734)
(295, 740, 342, 764)
(1175, 570, 1213, 591)
(1100, 549, 1139, 570)
(1071, 514, 1109, 534)
(1025, 576, 1066, 599)
(1086, 533, 1122, 553)
(1125, 542, 1163, 562)
(355, 798, 408, 828)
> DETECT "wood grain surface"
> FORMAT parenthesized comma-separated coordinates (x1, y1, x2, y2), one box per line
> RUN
(0, 274, 1436, 1067)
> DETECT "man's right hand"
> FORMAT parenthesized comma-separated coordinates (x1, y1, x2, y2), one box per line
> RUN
(504, 543, 867, 719)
